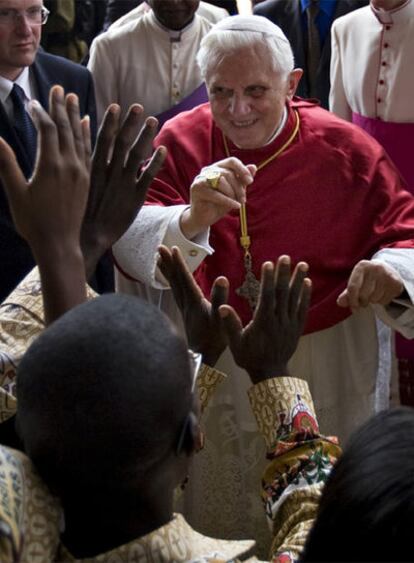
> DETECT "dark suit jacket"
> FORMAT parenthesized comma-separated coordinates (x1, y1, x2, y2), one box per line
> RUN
(0, 50, 97, 301)
(254, 0, 367, 109)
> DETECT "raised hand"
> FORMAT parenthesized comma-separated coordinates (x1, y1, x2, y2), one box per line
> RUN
(180, 157, 256, 240)
(220, 256, 311, 384)
(0, 85, 90, 323)
(0, 85, 89, 257)
(81, 103, 167, 277)
(158, 245, 228, 366)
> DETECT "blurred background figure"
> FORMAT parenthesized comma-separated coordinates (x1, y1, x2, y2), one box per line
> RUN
(88, 0, 226, 129)
(254, 0, 367, 108)
(106, 0, 230, 31)
(41, 0, 106, 62)
(103, 0, 239, 30)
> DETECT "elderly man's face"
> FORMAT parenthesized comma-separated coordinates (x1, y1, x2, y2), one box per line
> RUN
(207, 46, 301, 149)
(0, 0, 42, 80)
(148, 0, 199, 31)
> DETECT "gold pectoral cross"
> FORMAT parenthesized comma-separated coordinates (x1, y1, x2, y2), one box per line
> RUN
(236, 253, 260, 310)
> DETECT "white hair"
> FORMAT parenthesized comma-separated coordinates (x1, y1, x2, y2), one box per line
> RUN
(197, 15, 295, 81)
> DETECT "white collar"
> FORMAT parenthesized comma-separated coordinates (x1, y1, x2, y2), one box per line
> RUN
(371, 0, 414, 24)
(0, 66, 31, 105)
(150, 9, 197, 41)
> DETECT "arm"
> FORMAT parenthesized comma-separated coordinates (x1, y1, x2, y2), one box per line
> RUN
(220, 258, 341, 562)
(0, 86, 89, 325)
(159, 248, 342, 560)
(329, 21, 352, 121)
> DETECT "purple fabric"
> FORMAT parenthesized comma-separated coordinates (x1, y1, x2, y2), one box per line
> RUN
(156, 83, 208, 129)
(352, 112, 414, 194)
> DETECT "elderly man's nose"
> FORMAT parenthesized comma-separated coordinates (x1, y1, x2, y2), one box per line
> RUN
(229, 94, 250, 115)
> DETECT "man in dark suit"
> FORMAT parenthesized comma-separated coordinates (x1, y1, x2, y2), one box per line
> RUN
(254, 0, 367, 109)
(0, 0, 97, 300)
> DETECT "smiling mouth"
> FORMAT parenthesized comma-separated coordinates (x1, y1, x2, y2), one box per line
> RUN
(231, 119, 259, 128)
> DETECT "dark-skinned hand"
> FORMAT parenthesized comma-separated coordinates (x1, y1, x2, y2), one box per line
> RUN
(219, 256, 312, 385)
(0, 85, 89, 257)
(157, 245, 228, 366)
(81, 103, 167, 278)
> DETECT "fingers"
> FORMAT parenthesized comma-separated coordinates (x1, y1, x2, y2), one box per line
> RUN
(93, 104, 121, 170)
(337, 260, 404, 310)
(289, 261, 309, 316)
(135, 146, 167, 209)
(48, 86, 76, 155)
(219, 304, 243, 355)
(198, 158, 255, 206)
(254, 261, 276, 320)
(274, 256, 291, 322)
(211, 276, 229, 313)
(30, 98, 59, 167)
(216, 157, 256, 186)
(111, 104, 144, 171)
(337, 289, 350, 308)
(297, 278, 312, 332)
(0, 137, 26, 200)
(81, 115, 92, 171)
(124, 114, 158, 178)
(66, 93, 84, 162)
(157, 245, 203, 308)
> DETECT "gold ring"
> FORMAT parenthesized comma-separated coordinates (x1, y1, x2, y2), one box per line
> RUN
(205, 170, 221, 190)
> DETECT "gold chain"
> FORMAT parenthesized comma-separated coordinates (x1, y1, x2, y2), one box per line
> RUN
(222, 110, 300, 255)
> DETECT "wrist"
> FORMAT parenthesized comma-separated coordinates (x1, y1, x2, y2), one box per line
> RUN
(180, 208, 204, 240)
(247, 365, 289, 385)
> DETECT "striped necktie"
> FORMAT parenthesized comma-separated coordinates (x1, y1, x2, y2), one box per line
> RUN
(10, 83, 37, 174)
(306, 0, 321, 98)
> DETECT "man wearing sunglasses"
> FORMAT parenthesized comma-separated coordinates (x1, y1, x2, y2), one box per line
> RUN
(0, 0, 97, 302)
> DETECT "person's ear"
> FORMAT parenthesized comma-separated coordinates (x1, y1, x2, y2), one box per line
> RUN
(286, 68, 303, 100)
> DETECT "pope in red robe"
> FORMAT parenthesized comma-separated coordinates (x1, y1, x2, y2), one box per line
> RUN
(113, 15, 414, 555)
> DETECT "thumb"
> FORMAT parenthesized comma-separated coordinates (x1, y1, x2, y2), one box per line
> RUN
(0, 138, 26, 202)
(337, 289, 350, 308)
(247, 164, 257, 178)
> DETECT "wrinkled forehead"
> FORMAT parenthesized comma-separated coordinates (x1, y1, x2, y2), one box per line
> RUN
(206, 44, 282, 86)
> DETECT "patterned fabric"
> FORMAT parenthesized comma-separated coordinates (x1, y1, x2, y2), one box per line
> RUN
(248, 377, 341, 563)
(0, 268, 97, 422)
(198, 364, 226, 414)
(0, 445, 61, 563)
(56, 513, 256, 562)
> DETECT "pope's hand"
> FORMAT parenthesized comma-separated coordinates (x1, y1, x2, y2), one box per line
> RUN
(337, 260, 404, 310)
(180, 157, 256, 240)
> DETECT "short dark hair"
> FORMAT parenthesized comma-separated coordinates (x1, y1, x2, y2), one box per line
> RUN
(16, 294, 192, 493)
(302, 406, 414, 562)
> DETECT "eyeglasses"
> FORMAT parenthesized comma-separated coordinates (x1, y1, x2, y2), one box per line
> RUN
(188, 349, 202, 393)
(175, 350, 202, 455)
(0, 6, 50, 26)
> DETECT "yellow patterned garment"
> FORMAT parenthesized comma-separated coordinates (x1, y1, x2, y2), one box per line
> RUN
(0, 268, 97, 422)
(57, 513, 257, 562)
(0, 445, 61, 562)
(248, 377, 342, 563)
